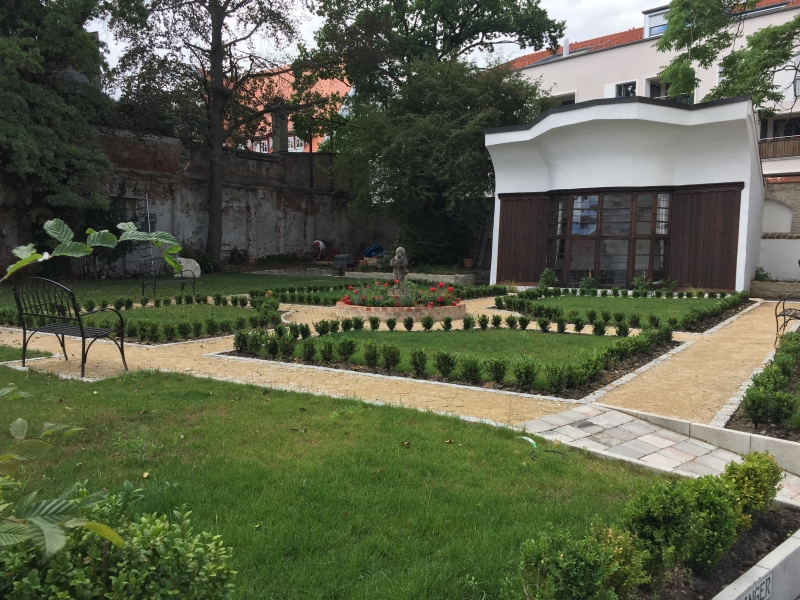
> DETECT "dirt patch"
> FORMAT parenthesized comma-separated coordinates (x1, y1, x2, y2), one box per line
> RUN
(726, 405, 800, 443)
(639, 507, 800, 599)
(226, 341, 678, 400)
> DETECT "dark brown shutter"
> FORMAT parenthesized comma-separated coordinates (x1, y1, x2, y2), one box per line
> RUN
(496, 195, 550, 284)
(667, 186, 742, 290)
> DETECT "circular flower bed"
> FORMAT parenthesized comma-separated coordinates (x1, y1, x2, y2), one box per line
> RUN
(340, 281, 462, 308)
(336, 300, 467, 321)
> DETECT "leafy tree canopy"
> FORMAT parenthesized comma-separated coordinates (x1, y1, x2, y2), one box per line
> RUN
(329, 58, 549, 263)
(657, 0, 800, 113)
(0, 0, 113, 237)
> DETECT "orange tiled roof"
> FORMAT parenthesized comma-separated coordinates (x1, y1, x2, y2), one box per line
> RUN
(511, 0, 800, 70)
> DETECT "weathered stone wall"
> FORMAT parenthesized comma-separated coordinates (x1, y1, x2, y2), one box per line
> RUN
(750, 280, 800, 299)
(0, 131, 397, 272)
(765, 180, 800, 233)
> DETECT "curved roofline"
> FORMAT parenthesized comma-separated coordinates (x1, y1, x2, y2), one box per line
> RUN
(484, 94, 753, 135)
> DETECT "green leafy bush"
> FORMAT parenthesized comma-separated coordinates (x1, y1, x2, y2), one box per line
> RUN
(192, 321, 203, 338)
(517, 524, 649, 600)
(153, 298, 162, 308)
(513, 357, 539, 392)
(174, 294, 183, 305)
(572, 317, 585, 333)
(233, 329, 247, 352)
(205, 318, 220, 337)
(386, 318, 397, 331)
(410, 348, 428, 378)
(478, 314, 489, 330)
(319, 337, 335, 362)
(491, 314, 502, 329)
(341, 318, 353, 332)
(494, 296, 505, 309)
(363, 341, 379, 368)
(616, 322, 630, 337)
(592, 321, 607, 336)
(621, 476, 739, 575)
(722, 452, 783, 531)
(314, 320, 331, 336)
(556, 316, 566, 334)
(458, 355, 482, 385)
(212, 293, 223, 305)
(403, 317, 414, 331)
(518, 315, 530, 330)
(163, 323, 177, 341)
(380, 343, 402, 371)
(484, 357, 508, 384)
(433, 350, 457, 378)
(421, 315, 434, 331)
(369, 316, 380, 331)
(140, 297, 149, 308)
(462, 316, 475, 330)
(586, 309, 597, 324)
(301, 338, 316, 362)
(113, 298, 125, 311)
(298, 323, 311, 339)
(442, 316, 453, 331)
(537, 317, 550, 333)
(352, 317, 365, 331)
(505, 315, 518, 329)
(337, 338, 357, 362)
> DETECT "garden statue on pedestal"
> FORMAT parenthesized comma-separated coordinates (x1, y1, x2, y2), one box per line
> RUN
(390, 247, 409, 284)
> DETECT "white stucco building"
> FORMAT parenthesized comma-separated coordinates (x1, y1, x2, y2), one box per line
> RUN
(485, 97, 764, 290)
(497, 0, 800, 284)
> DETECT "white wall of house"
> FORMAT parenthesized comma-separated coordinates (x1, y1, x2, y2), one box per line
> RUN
(517, 6, 800, 110)
(760, 239, 800, 280)
(486, 98, 764, 290)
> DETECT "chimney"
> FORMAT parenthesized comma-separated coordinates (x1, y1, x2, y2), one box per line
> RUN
(562, 38, 570, 58)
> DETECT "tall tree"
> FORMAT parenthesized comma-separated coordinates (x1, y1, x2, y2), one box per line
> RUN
(657, 0, 800, 112)
(292, 0, 563, 263)
(0, 0, 112, 247)
(110, 0, 299, 260)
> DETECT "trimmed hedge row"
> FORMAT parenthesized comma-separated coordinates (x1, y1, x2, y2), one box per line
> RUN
(498, 291, 750, 332)
(515, 452, 783, 598)
(742, 331, 800, 426)
(233, 324, 674, 394)
(519, 286, 735, 299)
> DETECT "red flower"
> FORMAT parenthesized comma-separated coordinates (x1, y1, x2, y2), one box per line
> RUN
(430, 287, 436, 292)
(447, 286, 453, 292)
(394, 279, 399, 284)
(438, 282, 445, 288)
(427, 302, 434, 308)
(396, 301, 400, 306)
(383, 282, 389, 287)
(347, 285, 352, 290)
(361, 296, 367, 301)
(452, 301, 457, 306)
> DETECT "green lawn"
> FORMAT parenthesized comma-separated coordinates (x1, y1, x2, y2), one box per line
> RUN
(0, 272, 363, 308)
(0, 367, 666, 599)
(521, 295, 737, 322)
(290, 329, 617, 385)
(0, 344, 50, 361)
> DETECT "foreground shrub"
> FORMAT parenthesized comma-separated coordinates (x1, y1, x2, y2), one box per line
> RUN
(491, 314, 502, 329)
(1, 504, 235, 599)
(421, 315, 434, 331)
(314, 320, 331, 336)
(433, 349, 457, 378)
(517, 524, 649, 600)
(478, 314, 489, 330)
(163, 323, 177, 341)
(319, 338, 335, 362)
(337, 338, 357, 362)
(621, 476, 739, 575)
(410, 348, 428, 378)
(369, 316, 380, 331)
(462, 315, 475, 330)
(403, 317, 414, 331)
(536, 317, 550, 333)
(364, 341, 379, 368)
(518, 315, 530, 330)
(442, 316, 453, 331)
(301, 338, 316, 362)
(616, 321, 630, 337)
(386, 318, 397, 331)
(722, 452, 783, 530)
(572, 317, 585, 333)
(341, 317, 353, 332)
(352, 316, 365, 331)
(592, 321, 607, 336)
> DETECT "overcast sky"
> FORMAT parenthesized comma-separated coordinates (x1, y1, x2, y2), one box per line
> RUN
(94, 0, 660, 70)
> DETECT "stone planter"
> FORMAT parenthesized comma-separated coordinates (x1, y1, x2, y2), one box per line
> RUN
(750, 280, 800, 299)
(335, 300, 467, 321)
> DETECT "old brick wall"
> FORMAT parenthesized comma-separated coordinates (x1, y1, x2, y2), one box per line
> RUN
(765, 179, 800, 233)
(0, 131, 396, 272)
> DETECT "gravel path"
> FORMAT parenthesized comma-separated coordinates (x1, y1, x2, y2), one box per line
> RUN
(0, 298, 782, 427)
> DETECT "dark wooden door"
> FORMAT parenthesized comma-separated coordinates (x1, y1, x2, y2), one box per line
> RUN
(496, 195, 549, 284)
(667, 186, 742, 289)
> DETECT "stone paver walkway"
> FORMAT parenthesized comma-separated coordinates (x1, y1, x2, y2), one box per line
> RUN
(522, 403, 800, 506)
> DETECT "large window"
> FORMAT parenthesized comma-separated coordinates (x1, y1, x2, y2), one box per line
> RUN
(616, 82, 637, 98)
(546, 191, 670, 286)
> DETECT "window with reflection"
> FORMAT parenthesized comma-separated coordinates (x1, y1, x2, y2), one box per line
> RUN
(545, 191, 670, 287)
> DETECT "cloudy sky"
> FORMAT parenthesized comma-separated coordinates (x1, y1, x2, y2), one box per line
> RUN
(95, 0, 660, 69)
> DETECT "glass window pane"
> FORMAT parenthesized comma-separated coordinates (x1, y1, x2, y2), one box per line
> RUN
(636, 193, 653, 234)
(653, 240, 667, 280)
(547, 238, 566, 281)
(572, 196, 598, 235)
(599, 239, 628, 286)
(635, 239, 650, 275)
(656, 193, 670, 235)
(568, 239, 596, 284)
(602, 194, 631, 235)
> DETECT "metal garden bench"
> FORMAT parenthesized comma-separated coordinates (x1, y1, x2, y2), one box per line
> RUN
(332, 253, 355, 276)
(139, 256, 196, 298)
(12, 277, 127, 378)
(775, 291, 800, 341)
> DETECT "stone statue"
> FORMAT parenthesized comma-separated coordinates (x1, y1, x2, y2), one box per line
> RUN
(390, 247, 409, 284)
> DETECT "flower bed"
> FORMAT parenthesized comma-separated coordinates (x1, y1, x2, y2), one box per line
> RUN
(340, 281, 507, 308)
(336, 300, 467, 321)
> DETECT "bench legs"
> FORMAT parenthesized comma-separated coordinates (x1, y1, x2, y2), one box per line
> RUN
(81, 335, 128, 378)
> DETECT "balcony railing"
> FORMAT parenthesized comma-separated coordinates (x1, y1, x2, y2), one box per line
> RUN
(759, 136, 800, 159)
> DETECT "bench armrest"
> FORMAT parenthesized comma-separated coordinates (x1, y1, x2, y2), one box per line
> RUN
(81, 307, 125, 332)
(776, 291, 800, 317)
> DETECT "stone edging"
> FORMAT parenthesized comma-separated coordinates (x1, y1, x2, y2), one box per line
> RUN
(598, 404, 800, 476)
(579, 341, 695, 404)
(712, 528, 800, 600)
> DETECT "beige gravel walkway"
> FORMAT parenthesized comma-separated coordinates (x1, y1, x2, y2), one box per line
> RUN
(600, 302, 780, 423)
(0, 299, 783, 427)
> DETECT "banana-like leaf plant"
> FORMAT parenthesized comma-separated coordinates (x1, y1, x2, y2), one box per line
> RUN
(0, 418, 123, 558)
(2, 219, 183, 282)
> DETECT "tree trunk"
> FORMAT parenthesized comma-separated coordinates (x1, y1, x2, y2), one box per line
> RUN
(206, 2, 226, 261)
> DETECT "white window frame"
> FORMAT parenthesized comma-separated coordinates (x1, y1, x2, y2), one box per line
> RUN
(646, 10, 668, 38)
(616, 82, 637, 98)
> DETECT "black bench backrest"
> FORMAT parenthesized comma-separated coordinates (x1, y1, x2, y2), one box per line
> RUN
(333, 254, 352, 267)
(13, 277, 81, 323)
